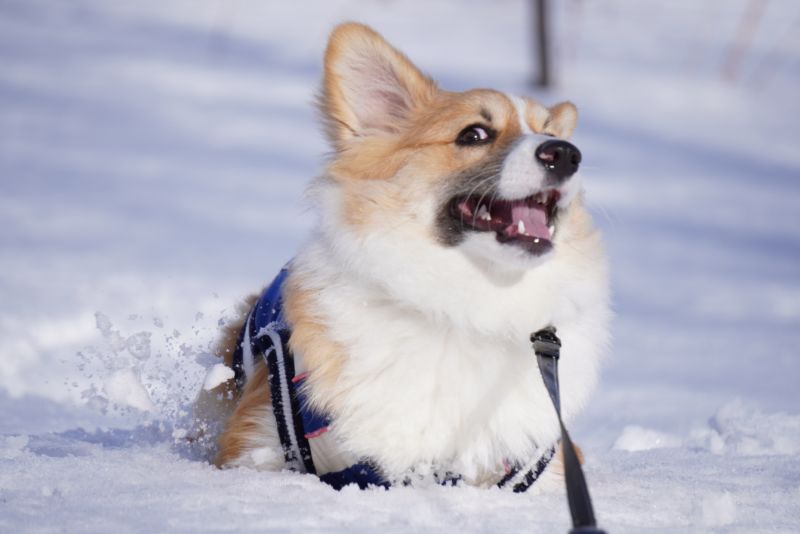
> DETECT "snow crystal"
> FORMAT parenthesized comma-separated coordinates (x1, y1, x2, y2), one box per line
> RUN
(95, 312, 114, 337)
(95, 312, 127, 353)
(612, 425, 682, 452)
(104, 369, 154, 412)
(202, 364, 234, 391)
(125, 331, 152, 361)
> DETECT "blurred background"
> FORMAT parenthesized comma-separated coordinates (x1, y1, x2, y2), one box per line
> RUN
(1, 0, 798, 438)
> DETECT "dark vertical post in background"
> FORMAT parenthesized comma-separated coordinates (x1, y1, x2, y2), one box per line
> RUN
(533, 0, 551, 87)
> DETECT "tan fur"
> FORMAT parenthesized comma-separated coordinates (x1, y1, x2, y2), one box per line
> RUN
(550, 443, 585, 477)
(523, 97, 551, 133)
(329, 89, 521, 182)
(320, 22, 438, 149)
(331, 89, 531, 234)
(545, 101, 578, 138)
(214, 360, 270, 467)
(283, 272, 347, 412)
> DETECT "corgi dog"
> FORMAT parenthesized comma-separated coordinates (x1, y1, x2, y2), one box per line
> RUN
(198, 22, 609, 491)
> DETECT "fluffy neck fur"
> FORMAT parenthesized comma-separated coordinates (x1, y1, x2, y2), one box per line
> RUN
(287, 176, 610, 483)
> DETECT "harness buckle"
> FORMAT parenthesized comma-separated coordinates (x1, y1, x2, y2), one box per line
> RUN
(530, 326, 561, 359)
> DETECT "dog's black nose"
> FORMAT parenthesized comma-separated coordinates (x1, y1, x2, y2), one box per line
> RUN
(535, 140, 581, 182)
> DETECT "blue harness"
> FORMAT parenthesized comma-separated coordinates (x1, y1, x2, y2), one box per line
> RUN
(231, 268, 554, 491)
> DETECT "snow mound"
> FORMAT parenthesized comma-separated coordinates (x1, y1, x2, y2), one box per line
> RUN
(202, 363, 234, 391)
(689, 399, 800, 456)
(612, 425, 682, 452)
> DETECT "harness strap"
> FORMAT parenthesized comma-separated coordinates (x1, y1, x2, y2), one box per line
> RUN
(497, 444, 556, 492)
(532, 327, 606, 534)
(231, 268, 558, 493)
(261, 323, 317, 474)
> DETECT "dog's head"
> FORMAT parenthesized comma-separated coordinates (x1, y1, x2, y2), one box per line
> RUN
(315, 23, 592, 276)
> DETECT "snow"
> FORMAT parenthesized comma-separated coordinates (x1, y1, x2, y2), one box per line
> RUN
(1, 0, 799, 531)
(103, 369, 155, 413)
(700, 492, 736, 528)
(612, 425, 681, 452)
(688, 399, 800, 456)
(202, 363, 235, 392)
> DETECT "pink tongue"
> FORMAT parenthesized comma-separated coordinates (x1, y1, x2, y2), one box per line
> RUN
(510, 204, 549, 239)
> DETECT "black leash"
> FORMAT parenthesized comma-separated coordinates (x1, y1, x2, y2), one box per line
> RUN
(531, 327, 607, 534)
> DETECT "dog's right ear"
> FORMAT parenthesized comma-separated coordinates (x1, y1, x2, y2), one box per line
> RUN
(320, 23, 438, 149)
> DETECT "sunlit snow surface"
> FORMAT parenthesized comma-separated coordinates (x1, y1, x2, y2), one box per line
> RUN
(1, 1, 799, 531)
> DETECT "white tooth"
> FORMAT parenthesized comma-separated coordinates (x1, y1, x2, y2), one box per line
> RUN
(534, 238, 540, 244)
(518, 220, 526, 234)
(477, 205, 491, 221)
(548, 224, 555, 237)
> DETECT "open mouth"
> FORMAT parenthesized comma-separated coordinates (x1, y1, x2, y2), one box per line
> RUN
(449, 190, 561, 255)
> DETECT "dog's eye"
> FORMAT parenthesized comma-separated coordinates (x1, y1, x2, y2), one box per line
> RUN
(455, 124, 494, 146)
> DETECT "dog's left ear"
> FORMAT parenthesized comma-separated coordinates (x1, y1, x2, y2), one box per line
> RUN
(546, 102, 578, 138)
(320, 23, 438, 149)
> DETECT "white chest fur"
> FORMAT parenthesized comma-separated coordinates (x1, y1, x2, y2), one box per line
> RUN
(292, 221, 609, 483)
